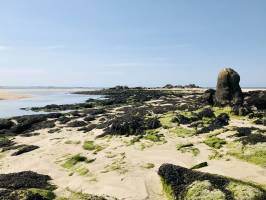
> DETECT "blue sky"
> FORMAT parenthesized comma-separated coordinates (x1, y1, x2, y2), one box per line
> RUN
(0, 0, 265, 87)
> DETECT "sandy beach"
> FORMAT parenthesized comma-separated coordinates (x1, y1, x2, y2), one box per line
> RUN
(0, 87, 266, 199)
(0, 89, 31, 100)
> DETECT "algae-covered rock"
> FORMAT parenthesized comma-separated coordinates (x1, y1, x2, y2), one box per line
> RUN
(0, 171, 55, 200)
(158, 163, 266, 200)
(184, 180, 225, 200)
(215, 68, 243, 106)
(0, 171, 52, 189)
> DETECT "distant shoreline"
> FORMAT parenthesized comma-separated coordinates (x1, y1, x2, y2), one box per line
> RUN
(0, 90, 32, 100)
(0, 87, 265, 101)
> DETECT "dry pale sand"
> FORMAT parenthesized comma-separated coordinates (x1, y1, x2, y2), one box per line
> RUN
(1, 118, 266, 200)
(0, 89, 31, 100)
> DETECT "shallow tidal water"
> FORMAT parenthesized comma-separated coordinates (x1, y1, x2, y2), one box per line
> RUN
(0, 88, 100, 118)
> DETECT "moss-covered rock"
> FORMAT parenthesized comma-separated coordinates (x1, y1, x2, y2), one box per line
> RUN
(184, 180, 225, 200)
(158, 163, 266, 200)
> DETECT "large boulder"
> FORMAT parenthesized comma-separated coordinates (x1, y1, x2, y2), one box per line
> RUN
(215, 68, 243, 106)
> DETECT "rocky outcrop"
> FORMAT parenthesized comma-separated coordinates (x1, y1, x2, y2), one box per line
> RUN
(0, 113, 62, 135)
(158, 163, 266, 200)
(215, 68, 243, 106)
(245, 90, 266, 110)
(0, 171, 55, 200)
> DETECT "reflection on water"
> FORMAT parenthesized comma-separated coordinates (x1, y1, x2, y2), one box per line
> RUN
(0, 89, 100, 118)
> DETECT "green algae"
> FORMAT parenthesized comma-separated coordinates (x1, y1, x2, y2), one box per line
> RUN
(161, 177, 175, 200)
(184, 180, 226, 200)
(227, 142, 266, 167)
(176, 143, 200, 156)
(204, 136, 226, 149)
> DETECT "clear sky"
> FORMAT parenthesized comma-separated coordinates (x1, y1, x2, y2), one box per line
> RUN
(0, 0, 265, 87)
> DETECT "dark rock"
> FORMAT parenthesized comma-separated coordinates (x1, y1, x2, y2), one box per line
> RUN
(27, 103, 93, 112)
(234, 127, 252, 137)
(75, 88, 183, 106)
(245, 90, 266, 110)
(0, 119, 14, 130)
(239, 133, 266, 145)
(158, 163, 266, 200)
(201, 89, 216, 105)
(184, 84, 200, 88)
(69, 111, 85, 117)
(11, 145, 39, 156)
(213, 113, 230, 126)
(2, 144, 27, 152)
(77, 124, 97, 133)
(99, 117, 106, 122)
(172, 114, 192, 124)
(215, 68, 243, 106)
(103, 114, 144, 136)
(172, 114, 199, 125)
(163, 84, 174, 89)
(0, 189, 48, 200)
(196, 108, 215, 118)
(45, 113, 62, 119)
(232, 105, 251, 116)
(145, 117, 161, 129)
(111, 85, 129, 90)
(21, 132, 41, 137)
(0, 171, 52, 189)
(151, 105, 177, 114)
(9, 114, 58, 134)
(190, 161, 208, 169)
(197, 113, 229, 134)
(47, 128, 61, 134)
(67, 120, 87, 127)
(57, 116, 71, 124)
(83, 115, 95, 122)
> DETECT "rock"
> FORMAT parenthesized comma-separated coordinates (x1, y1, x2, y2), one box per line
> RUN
(232, 105, 250, 116)
(215, 68, 243, 106)
(83, 115, 95, 122)
(78, 124, 97, 133)
(196, 108, 215, 118)
(0, 119, 14, 130)
(190, 161, 208, 169)
(67, 120, 87, 127)
(184, 84, 200, 88)
(201, 89, 215, 105)
(11, 145, 39, 156)
(0, 171, 54, 200)
(163, 84, 174, 89)
(145, 117, 161, 129)
(234, 127, 252, 137)
(47, 128, 61, 134)
(57, 116, 71, 124)
(0, 171, 51, 189)
(213, 113, 230, 126)
(197, 113, 229, 134)
(172, 114, 196, 124)
(103, 114, 145, 136)
(111, 85, 129, 90)
(28, 103, 93, 112)
(245, 90, 266, 110)
(158, 163, 266, 200)
(7, 114, 59, 135)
